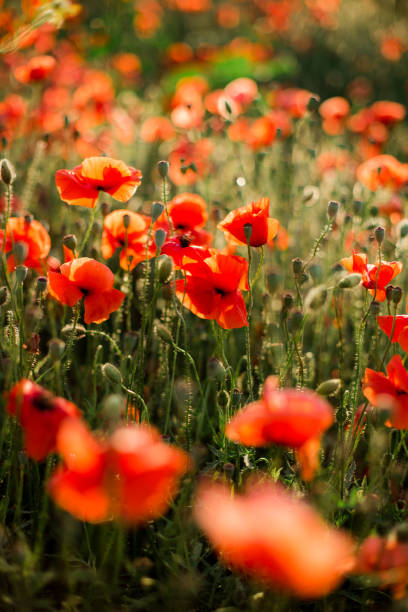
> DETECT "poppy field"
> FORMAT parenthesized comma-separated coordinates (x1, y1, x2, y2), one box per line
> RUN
(3, 0, 408, 610)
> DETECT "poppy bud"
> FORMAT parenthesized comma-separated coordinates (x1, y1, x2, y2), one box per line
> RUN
(370, 301, 381, 315)
(101, 393, 124, 423)
(338, 273, 362, 289)
(15, 265, 27, 283)
(63, 234, 77, 252)
(307, 96, 320, 112)
(327, 200, 339, 220)
(48, 338, 65, 362)
(316, 379, 341, 396)
(155, 322, 173, 344)
(243, 223, 253, 244)
(309, 263, 323, 282)
(158, 254, 173, 284)
(392, 286, 403, 305)
(397, 219, 408, 239)
(122, 214, 131, 230)
(217, 390, 229, 407)
(353, 200, 363, 216)
(13, 241, 28, 266)
(265, 270, 280, 294)
(0, 158, 15, 185)
(157, 160, 169, 178)
(123, 331, 138, 354)
(207, 357, 226, 383)
(151, 201, 164, 223)
(282, 293, 294, 311)
(102, 363, 122, 386)
(101, 202, 110, 217)
(386, 285, 394, 302)
(305, 286, 328, 311)
(155, 228, 166, 251)
(0, 286, 9, 305)
(374, 226, 385, 245)
(37, 276, 47, 293)
(299, 272, 309, 285)
(287, 310, 303, 333)
(292, 258, 303, 276)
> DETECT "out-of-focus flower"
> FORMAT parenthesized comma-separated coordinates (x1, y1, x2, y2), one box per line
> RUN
(14, 55, 56, 83)
(226, 376, 333, 480)
(140, 116, 175, 142)
(377, 315, 408, 352)
(363, 355, 408, 429)
(319, 97, 350, 135)
(355, 534, 408, 599)
(0, 216, 51, 272)
(47, 257, 125, 324)
(357, 155, 408, 191)
(6, 380, 80, 461)
(340, 250, 402, 302)
(55, 156, 142, 208)
(194, 478, 355, 598)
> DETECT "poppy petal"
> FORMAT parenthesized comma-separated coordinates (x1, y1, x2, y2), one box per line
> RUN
(84, 288, 125, 324)
(47, 270, 83, 306)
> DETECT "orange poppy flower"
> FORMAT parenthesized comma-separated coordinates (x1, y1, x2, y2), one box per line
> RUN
(246, 116, 277, 150)
(224, 77, 258, 109)
(370, 101, 406, 126)
(319, 96, 350, 135)
(6, 380, 80, 461)
(355, 534, 408, 599)
(377, 315, 408, 352)
(362, 355, 408, 429)
(226, 376, 333, 480)
(101, 209, 153, 270)
(14, 55, 56, 83)
(340, 250, 402, 302)
(381, 36, 406, 62)
(55, 156, 142, 208)
(176, 249, 249, 329)
(194, 478, 355, 598)
(47, 257, 125, 324)
(0, 216, 51, 272)
(218, 197, 279, 247)
(168, 138, 213, 186)
(47, 420, 189, 524)
(356, 155, 408, 191)
(140, 116, 175, 142)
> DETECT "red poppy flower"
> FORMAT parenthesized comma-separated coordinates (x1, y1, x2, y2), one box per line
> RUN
(218, 197, 279, 247)
(55, 156, 142, 208)
(370, 101, 406, 126)
(140, 116, 175, 142)
(355, 535, 408, 599)
(101, 209, 153, 270)
(362, 355, 408, 429)
(176, 249, 249, 329)
(340, 250, 402, 302)
(377, 315, 408, 352)
(0, 216, 51, 272)
(226, 376, 333, 480)
(6, 380, 80, 461)
(47, 420, 189, 524)
(47, 257, 125, 324)
(319, 96, 350, 135)
(246, 116, 277, 150)
(194, 478, 355, 598)
(356, 155, 408, 191)
(14, 55, 56, 83)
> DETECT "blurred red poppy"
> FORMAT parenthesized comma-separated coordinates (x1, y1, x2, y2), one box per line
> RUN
(355, 534, 408, 599)
(47, 257, 125, 324)
(194, 478, 355, 598)
(362, 355, 408, 429)
(218, 197, 279, 247)
(55, 156, 142, 208)
(0, 216, 51, 272)
(14, 55, 56, 83)
(357, 155, 408, 191)
(6, 380, 80, 461)
(377, 315, 408, 352)
(226, 376, 333, 480)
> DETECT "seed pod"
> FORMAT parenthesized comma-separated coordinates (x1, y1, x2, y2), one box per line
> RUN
(243, 223, 253, 243)
(102, 363, 122, 385)
(63, 234, 77, 251)
(157, 160, 169, 178)
(155, 228, 166, 251)
(374, 225, 385, 245)
(327, 200, 339, 220)
(151, 201, 164, 222)
(122, 214, 131, 229)
(282, 293, 294, 311)
(292, 257, 303, 275)
(392, 286, 403, 305)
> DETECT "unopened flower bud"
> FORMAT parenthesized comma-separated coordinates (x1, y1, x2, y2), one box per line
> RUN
(101, 393, 124, 422)
(398, 219, 408, 239)
(0, 159, 15, 185)
(370, 300, 380, 315)
(102, 363, 122, 385)
(155, 228, 166, 251)
(13, 241, 28, 266)
(157, 160, 169, 178)
(316, 378, 341, 396)
(217, 389, 229, 407)
(287, 310, 303, 333)
(353, 200, 363, 216)
(207, 358, 226, 383)
(0, 286, 9, 305)
(15, 265, 27, 283)
(151, 201, 164, 222)
(266, 270, 281, 294)
(386, 285, 394, 302)
(48, 338, 65, 362)
(292, 257, 303, 275)
(37, 276, 47, 293)
(338, 273, 362, 289)
(63, 234, 77, 252)
(327, 200, 339, 220)
(282, 293, 294, 311)
(375, 226, 385, 245)
(158, 254, 173, 283)
(392, 286, 403, 305)
(243, 223, 252, 244)
(155, 322, 173, 344)
(122, 214, 131, 229)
